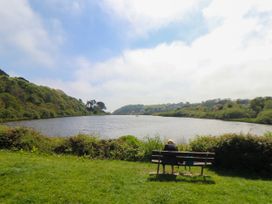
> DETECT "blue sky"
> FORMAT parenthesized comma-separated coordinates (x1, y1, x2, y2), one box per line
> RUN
(1, 0, 272, 111)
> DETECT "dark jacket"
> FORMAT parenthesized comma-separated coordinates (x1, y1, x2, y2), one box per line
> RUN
(163, 144, 178, 151)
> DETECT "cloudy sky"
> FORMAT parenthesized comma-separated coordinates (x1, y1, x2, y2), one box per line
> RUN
(1, 0, 272, 111)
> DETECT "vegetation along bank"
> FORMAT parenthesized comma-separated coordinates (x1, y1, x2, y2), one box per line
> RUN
(0, 125, 271, 176)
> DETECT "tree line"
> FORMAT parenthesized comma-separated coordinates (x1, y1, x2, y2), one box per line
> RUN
(113, 98, 272, 125)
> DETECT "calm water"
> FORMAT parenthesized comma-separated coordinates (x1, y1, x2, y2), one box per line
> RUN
(5, 115, 272, 143)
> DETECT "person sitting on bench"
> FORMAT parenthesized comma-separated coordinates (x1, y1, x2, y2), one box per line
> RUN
(163, 139, 178, 174)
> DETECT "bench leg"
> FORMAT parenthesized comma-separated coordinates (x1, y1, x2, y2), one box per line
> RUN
(157, 163, 160, 175)
(201, 166, 204, 176)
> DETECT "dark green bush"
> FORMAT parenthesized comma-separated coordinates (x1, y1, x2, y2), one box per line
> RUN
(113, 135, 143, 161)
(0, 126, 54, 152)
(256, 110, 272, 124)
(53, 135, 143, 160)
(190, 134, 272, 174)
(67, 134, 97, 156)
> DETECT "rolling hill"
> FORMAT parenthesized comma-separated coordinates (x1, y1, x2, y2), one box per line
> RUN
(0, 69, 88, 122)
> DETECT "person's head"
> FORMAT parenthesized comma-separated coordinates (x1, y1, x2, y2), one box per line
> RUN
(167, 139, 175, 144)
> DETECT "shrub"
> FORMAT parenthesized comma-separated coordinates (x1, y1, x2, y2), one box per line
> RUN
(68, 134, 97, 156)
(112, 136, 143, 161)
(117, 135, 142, 148)
(189, 134, 272, 175)
(0, 126, 54, 152)
(53, 135, 144, 161)
(140, 136, 164, 161)
(256, 110, 272, 124)
(190, 135, 219, 152)
(221, 108, 252, 119)
(177, 143, 191, 151)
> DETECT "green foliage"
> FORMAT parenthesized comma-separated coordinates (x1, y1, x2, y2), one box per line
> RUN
(86, 99, 107, 114)
(113, 104, 145, 115)
(0, 73, 89, 122)
(113, 103, 185, 115)
(68, 134, 98, 156)
(156, 97, 272, 124)
(1, 125, 272, 175)
(256, 110, 272, 124)
(114, 97, 272, 124)
(250, 97, 265, 115)
(190, 136, 219, 152)
(140, 136, 164, 161)
(189, 134, 272, 175)
(0, 126, 164, 162)
(54, 134, 143, 161)
(0, 126, 53, 152)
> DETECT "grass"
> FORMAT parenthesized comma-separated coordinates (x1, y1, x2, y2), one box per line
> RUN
(0, 151, 272, 204)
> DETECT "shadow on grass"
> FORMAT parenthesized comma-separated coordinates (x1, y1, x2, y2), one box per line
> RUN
(148, 174, 215, 184)
(212, 167, 272, 181)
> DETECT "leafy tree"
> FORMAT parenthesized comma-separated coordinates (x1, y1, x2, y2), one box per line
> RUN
(86, 100, 96, 111)
(250, 97, 265, 115)
(86, 100, 106, 113)
(96, 101, 106, 111)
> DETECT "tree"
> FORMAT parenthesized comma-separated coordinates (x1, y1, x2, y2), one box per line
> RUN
(86, 100, 96, 111)
(250, 97, 265, 115)
(86, 100, 106, 113)
(96, 101, 106, 111)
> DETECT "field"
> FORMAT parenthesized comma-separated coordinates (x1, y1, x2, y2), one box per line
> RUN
(0, 151, 271, 204)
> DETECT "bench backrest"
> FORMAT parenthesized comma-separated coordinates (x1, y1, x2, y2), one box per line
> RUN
(151, 150, 215, 165)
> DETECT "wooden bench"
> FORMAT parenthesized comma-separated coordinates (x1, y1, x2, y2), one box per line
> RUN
(151, 150, 215, 176)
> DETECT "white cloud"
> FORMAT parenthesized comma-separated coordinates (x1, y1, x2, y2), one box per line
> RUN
(34, 0, 272, 111)
(0, 0, 61, 67)
(100, 0, 204, 36)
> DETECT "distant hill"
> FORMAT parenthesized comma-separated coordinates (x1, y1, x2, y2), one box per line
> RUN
(0, 69, 88, 122)
(113, 102, 185, 115)
(113, 98, 272, 124)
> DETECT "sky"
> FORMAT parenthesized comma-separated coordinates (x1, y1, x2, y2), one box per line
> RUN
(1, 0, 272, 111)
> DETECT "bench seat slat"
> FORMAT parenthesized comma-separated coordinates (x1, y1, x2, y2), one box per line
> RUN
(152, 150, 215, 157)
(177, 157, 214, 163)
(151, 150, 215, 165)
(179, 162, 213, 166)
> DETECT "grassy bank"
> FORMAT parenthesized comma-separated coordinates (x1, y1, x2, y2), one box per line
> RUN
(0, 151, 272, 204)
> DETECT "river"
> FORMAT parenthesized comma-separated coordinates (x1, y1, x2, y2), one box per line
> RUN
(5, 115, 272, 143)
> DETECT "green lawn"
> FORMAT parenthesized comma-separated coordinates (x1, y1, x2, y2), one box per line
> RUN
(0, 151, 271, 204)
